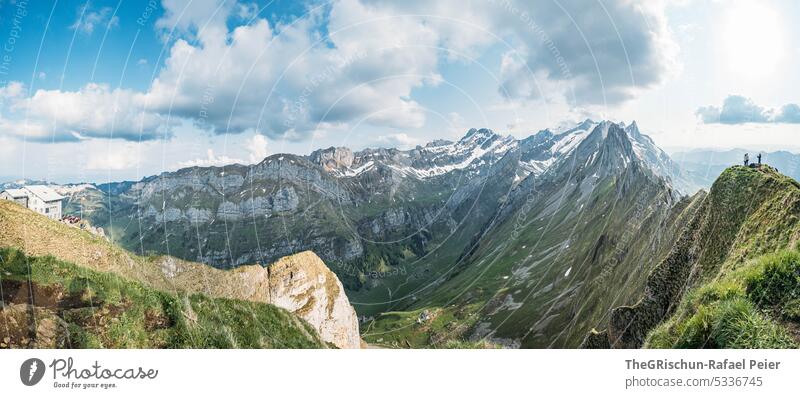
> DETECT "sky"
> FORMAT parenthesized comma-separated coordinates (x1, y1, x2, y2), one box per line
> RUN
(0, 0, 798, 183)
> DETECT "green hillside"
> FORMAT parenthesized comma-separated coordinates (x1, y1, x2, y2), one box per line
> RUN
(588, 165, 800, 348)
(646, 248, 800, 348)
(0, 248, 325, 348)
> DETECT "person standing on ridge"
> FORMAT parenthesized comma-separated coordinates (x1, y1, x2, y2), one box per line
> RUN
(744, 153, 749, 166)
(758, 153, 762, 165)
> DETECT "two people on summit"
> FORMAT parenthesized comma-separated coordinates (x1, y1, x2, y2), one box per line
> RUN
(744, 153, 762, 167)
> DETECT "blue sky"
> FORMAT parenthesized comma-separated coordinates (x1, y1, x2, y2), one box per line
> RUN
(1, 0, 799, 182)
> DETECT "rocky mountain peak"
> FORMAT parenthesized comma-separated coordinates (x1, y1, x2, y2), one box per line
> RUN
(461, 127, 500, 145)
(625, 120, 642, 139)
(310, 146, 355, 171)
(577, 118, 596, 131)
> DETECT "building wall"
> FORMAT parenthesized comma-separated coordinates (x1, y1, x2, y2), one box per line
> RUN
(26, 195, 62, 220)
(0, 192, 28, 207)
(47, 200, 62, 220)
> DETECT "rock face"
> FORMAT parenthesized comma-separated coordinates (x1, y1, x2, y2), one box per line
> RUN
(310, 147, 354, 172)
(267, 251, 360, 349)
(152, 251, 360, 348)
(151, 252, 361, 348)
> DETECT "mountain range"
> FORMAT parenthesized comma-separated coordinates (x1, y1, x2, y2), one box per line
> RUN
(3, 120, 799, 348)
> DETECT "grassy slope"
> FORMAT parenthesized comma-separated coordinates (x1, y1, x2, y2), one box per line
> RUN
(647, 248, 800, 348)
(0, 200, 334, 348)
(1, 199, 293, 304)
(0, 248, 325, 348)
(602, 165, 800, 348)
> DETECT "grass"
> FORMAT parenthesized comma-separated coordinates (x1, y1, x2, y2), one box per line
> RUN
(0, 247, 325, 348)
(362, 303, 485, 348)
(646, 249, 800, 349)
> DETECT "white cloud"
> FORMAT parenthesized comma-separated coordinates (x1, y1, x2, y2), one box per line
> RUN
(236, 2, 260, 20)
(697, 96, 800, 125)
(70, 3, 119, 35)
(492, 0, 679, 105)
(5, 83, 168, 142)
(374, 133, 421, 149)
(143, 0, 438, 139)
(1, 0, 681, 148)
(86, 145, 142, 170)
(368, 0, 679, 106)
(247, 133, 269, 163)
(155, 0, 235, 41)
(0, 81, 24, 99)
(176, 149, 244, 168)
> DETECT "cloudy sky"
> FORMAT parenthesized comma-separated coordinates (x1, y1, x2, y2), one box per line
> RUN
(0, 0, 798, 182)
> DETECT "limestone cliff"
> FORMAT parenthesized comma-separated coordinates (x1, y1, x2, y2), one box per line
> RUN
(159, 252, 360, 348)
(267, 252, 360, 349)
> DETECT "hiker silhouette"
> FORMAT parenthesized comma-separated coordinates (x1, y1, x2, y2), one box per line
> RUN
(744, 153, 749, 166)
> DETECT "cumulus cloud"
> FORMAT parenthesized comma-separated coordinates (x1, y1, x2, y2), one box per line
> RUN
(176, 149, 245, 168)
(0, 81, 24, 99)
(374, 133, 421, 149)
(696, 95, 800, 124)
(86, 145, 143, 170)
(144, 0, 435, 138)
(492, 0, 678, 105)
(155, 0, 235, 41)
(70, 3, 119, 35)
(774, 104, 800, 124)
(247, 133, 269, 163)
(374, 0, 679, 105)
(3, 82, 169, 142)
(3, 0, 680, 146)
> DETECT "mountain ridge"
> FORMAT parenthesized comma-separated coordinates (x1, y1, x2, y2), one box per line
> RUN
(583, 164, 800, 348)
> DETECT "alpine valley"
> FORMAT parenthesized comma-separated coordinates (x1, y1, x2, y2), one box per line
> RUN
(4, 120, 800, 349)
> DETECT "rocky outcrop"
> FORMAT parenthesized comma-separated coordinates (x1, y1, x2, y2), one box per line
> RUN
(0, 304, 69, 348)
(267, 252, 360, 349)
(310, 147, 354, 172)
(161, 251, 361, 349)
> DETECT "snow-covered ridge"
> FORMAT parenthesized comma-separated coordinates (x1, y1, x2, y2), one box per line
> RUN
(310, 120, 677, 187)
(410, 133, 514, 178)
(53, 183, 98, 195)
